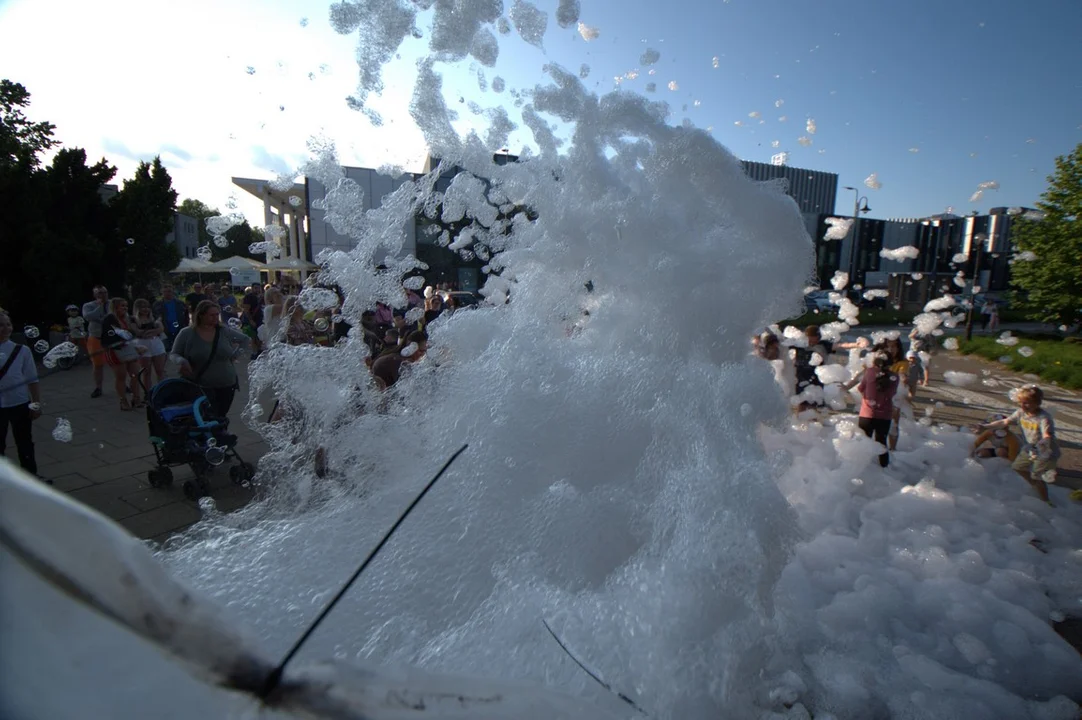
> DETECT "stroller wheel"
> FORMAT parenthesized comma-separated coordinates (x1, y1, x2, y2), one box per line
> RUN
(148, 467, 173, 488)
(230, 462, 256, 486)
(182, 481, 201, 501)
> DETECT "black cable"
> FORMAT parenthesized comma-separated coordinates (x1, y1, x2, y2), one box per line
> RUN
(259, 443, 469, 699)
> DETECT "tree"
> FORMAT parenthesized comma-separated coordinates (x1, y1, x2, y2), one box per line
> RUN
(1010, 142, 1082, 329)
(18, 150, 123, 324)
(0, 79, 57, 171)
(113, 157, 180, 299)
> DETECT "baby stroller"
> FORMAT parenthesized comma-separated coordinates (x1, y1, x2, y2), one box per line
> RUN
(143, 377, 255, 501)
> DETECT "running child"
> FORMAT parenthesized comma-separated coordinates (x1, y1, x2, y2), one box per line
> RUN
(979, 385, 1058, 504)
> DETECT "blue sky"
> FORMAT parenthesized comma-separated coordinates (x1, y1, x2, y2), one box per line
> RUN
(1, 0, 1079, 223)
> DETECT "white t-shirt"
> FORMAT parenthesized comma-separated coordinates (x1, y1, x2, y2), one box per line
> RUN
(0, 341, 39, 408)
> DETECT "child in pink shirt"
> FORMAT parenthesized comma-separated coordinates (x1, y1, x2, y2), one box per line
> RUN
(847, 353, 900, 467)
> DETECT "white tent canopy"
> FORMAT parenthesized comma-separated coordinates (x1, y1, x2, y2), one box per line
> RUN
(202, 256, 267, 272)
(170, 258, 214, 273)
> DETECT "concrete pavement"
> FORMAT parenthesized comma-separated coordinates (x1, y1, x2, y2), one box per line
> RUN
(2, 356, 267, 543)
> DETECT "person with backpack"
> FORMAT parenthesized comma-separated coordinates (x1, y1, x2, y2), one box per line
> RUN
(0, 311, 45, 481)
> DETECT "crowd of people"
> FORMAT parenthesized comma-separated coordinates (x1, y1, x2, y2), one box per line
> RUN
(0, 285, 1070, 506)
(752, 323, 1068, 504)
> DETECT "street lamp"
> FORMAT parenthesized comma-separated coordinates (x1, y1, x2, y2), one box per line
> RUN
(841, 185, 872, 289)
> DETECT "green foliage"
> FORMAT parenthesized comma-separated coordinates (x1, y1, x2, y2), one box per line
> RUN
(780, 307, 914, 329)
(114, 157, 180, 299)
(0, 79, 57, 170)
(1009, 142, 1082, 328)
(958, 334, 1082, 390)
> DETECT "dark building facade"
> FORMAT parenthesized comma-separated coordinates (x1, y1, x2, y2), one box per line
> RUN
(740, 160, 838, 215)
(811, 207, 1029, 310)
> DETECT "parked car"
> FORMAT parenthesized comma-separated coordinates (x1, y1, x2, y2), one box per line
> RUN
(804, 290, 835, 312)
(447, 290, 483, 308)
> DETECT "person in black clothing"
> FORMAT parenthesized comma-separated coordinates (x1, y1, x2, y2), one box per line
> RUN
(185, 283, 206, 316)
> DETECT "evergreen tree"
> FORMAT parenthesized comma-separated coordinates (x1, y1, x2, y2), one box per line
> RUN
(1010, 142, 1082, 329)
(114, 157, 180, 299)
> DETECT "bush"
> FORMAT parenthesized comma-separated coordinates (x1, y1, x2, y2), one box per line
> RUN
(957, 334, 1082, 390)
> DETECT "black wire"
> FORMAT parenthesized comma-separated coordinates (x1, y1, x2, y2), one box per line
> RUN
(259, 443, 469, 699)
(541, 618, 648, 716)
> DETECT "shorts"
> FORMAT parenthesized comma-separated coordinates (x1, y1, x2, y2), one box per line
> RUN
(106, 343, 141, 366)
(1011, 451, 1057, 479)
(87, 336, 106, 368)
(134, 338, 166, 357)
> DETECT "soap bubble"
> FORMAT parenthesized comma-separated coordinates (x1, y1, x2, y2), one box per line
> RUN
(213, 236, 230, 248)
(864, 172, 882, 190)
(289, 195, 303, 207)
(23, 326, 40, 339)
(314, 317, 329, 332)
(33, 340, 49, 354)
(1017, 346, 1034, 357)
(196, 245, 212, 261)
(227, 317, 242, 330)
(51, 418, 73, 443)
(42, 342, 78, 369)
(125, 237, 135, 245)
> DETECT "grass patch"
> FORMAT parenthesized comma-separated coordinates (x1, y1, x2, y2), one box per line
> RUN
(958, 334, 1082, 390)
(779, 308, 914, 328)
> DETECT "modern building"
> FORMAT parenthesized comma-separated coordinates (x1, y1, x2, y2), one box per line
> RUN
(233, 176, 311, 271)
(811, 207, 1030, 311)
(165, 212, 200, 259)
(740, 160, 838, 215)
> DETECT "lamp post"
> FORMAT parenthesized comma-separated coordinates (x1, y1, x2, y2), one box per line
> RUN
(841, 186, 872, 292)
(964, 231, 987, 341)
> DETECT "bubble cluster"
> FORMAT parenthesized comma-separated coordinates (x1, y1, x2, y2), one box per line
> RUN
(51, 418, 73, 443)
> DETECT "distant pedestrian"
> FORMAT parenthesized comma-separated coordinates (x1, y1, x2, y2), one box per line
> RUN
(82, 284, 110, 398)
(0, 311, 44, 481)
(153, 284, 189, 349)
(980, 298, 996, 331)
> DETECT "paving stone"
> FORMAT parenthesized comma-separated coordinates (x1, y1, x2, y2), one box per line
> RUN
(121, 486, 181, 512)
(49, 472, 95, 492)
(67, 484, 143, 521)
(35, 456, 107, 479)
(81, 457, 159, 484)
(119, 502, 202, 540)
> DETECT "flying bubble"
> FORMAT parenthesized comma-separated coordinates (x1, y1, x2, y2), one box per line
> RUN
(227, 317, 242, 330)
(864, 172, 882, 190)
(214, 236, 230, 248)
(289, 195, 303, 207)
(126, 238, 135, 245)
(52, 418, 73, 443)
(23, 326, 40, 339)
(33, 340, 49, 354)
